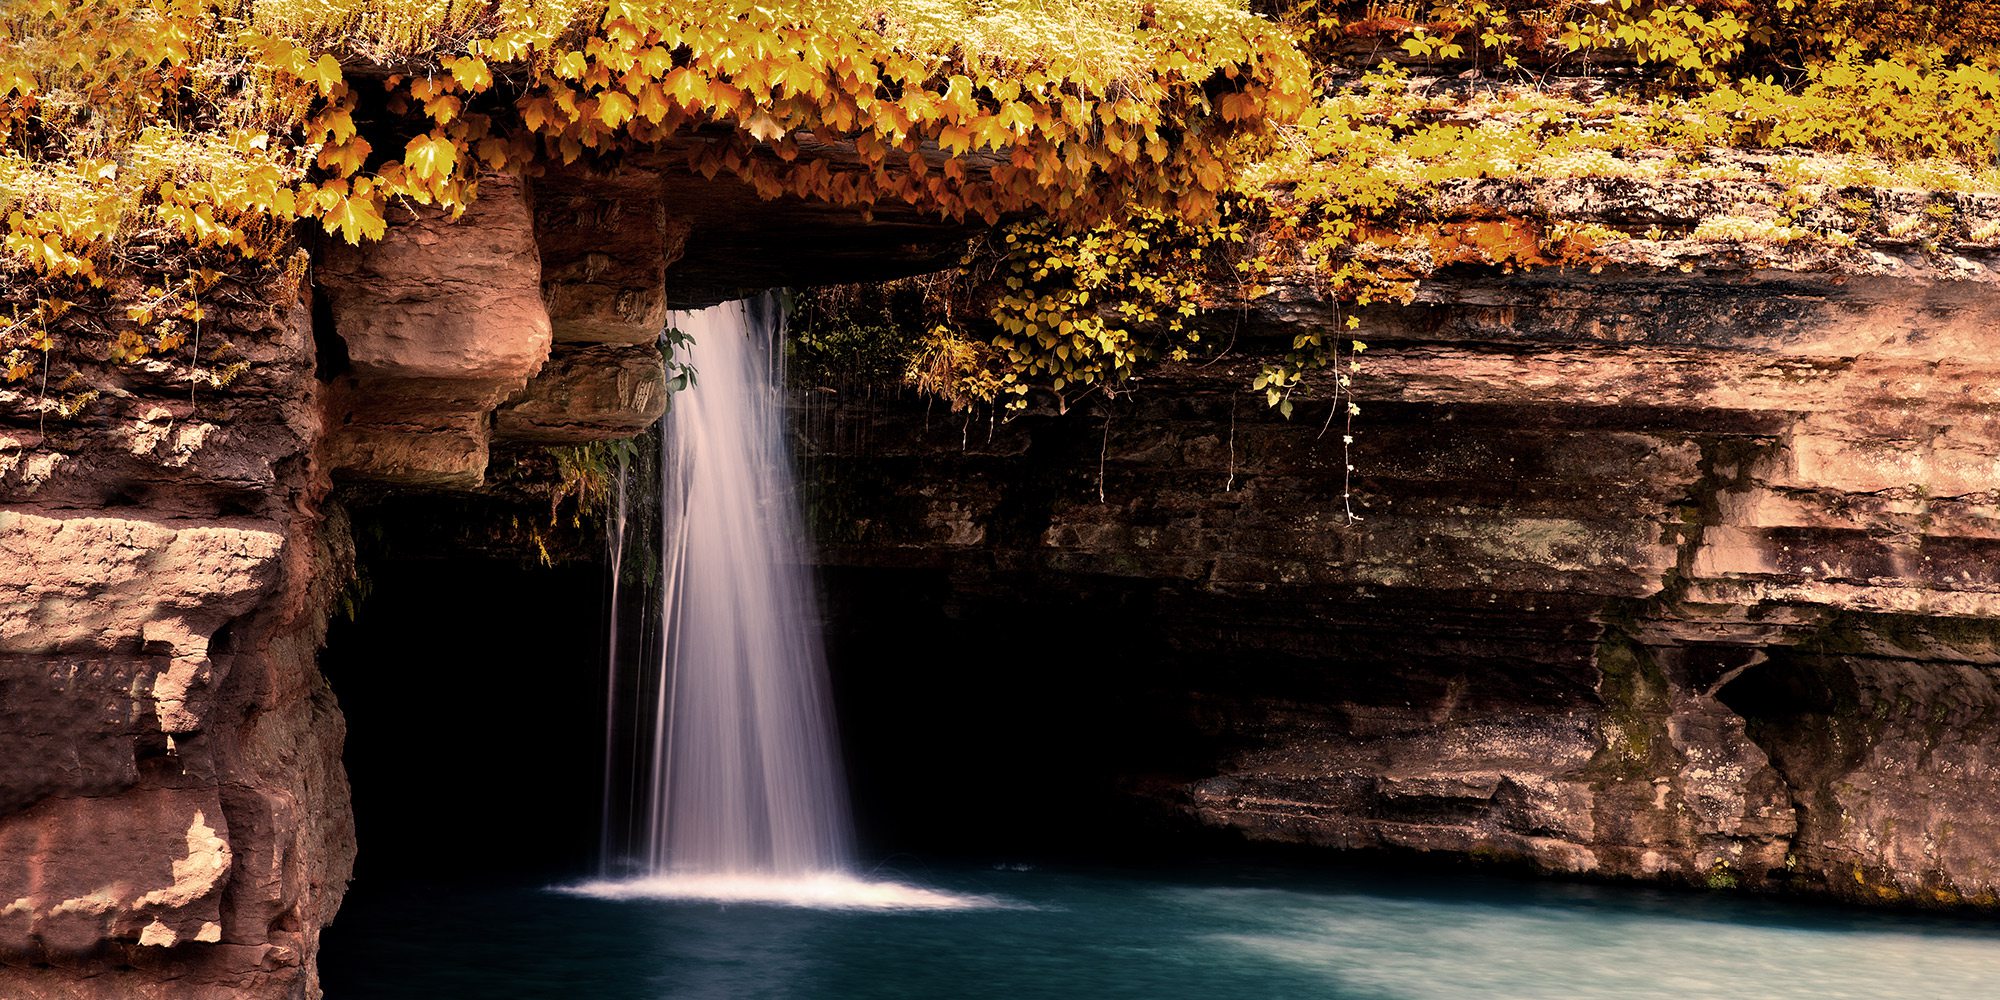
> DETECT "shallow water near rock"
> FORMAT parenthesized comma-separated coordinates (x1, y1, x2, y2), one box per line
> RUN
(320, 861, 2000, 999)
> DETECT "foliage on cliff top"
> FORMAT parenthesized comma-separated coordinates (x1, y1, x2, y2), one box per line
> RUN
(1260, 1, 2000, 173)
(1281, 1, 2000, 77)
(896, 0, 2000, 427)
(0, 0, 1304, 401)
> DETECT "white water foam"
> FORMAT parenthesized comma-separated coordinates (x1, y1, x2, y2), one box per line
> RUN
(558, 872, 1009, 912)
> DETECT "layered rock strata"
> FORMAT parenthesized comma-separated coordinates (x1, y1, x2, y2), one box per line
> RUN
(0, 146, 971, 997)
(4, 134, 1997, 999)
(800, 239, 2000, 907)
(0, 286, 351, 998)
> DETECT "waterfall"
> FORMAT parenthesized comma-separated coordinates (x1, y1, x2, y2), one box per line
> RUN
(646, 297, 852, 874)
(573, 298, 989, 911)
(598, 449, 630, 870)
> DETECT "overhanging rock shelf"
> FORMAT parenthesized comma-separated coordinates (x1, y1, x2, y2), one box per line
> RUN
(799, 203, 2000, 909)
(0, 144, 970, 1000)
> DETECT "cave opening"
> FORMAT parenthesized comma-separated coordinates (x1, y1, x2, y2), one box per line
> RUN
(312, 490, 1243, 999)
(315, 515, 1219, 894)
(317, 533, 608, 886)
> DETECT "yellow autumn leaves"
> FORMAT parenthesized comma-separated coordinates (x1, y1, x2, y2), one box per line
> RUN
(2, 0, 1301, 268)
(921, 0, 2000, 419)
(1, 0, 1301, 394)
(469, 0, 1303, 226)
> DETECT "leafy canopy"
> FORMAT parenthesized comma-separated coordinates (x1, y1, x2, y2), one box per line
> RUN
(0, 0, 1304, 399)
(908, 0, 2000, 423)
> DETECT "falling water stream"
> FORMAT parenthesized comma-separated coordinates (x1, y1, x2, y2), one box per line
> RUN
(645, 298, 852, 874)
(571, 298, 984, 910)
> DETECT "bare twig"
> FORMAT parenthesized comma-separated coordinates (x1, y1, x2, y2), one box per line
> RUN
(1224, 391, 1237, 493)
(1097, 406, 1111, 504)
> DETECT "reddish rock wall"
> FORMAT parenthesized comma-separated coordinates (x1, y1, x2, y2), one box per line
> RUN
(800, 246, 2000, 907)
(0, 147, 970, 997)
(0, 282, 351, 997)
(2, 143, 1995, 998)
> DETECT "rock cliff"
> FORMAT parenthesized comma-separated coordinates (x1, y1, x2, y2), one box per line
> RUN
(4, 130, 1999, 997)
(0, 281, 351, 997)
(800, 215, 2000, 907)
(0, 148, 966, 996)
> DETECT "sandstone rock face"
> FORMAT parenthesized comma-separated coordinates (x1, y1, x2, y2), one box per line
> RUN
(317, 154, 972, 485)
(0, 290, 354, 997)
(7, 126, 1987, 999)
(0, 145, 991, 998)
(801, 248, 2000, 907)
(536, 162, 685, 345)
(319, 174, 554, 488)
(495, 343, 669, 444)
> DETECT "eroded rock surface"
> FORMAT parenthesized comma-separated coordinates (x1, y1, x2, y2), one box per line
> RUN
(801, 247, 2000, 907)
(319, 174, 554, 488)
(0, 144, 989, 998)
(495, 343, 668, 444)
(5, 124, 1996, 1000)
(0, 287, 354, 997)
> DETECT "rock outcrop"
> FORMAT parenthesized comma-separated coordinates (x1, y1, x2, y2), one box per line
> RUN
(0, 142, 972, 997)
(320, 175, 554, 488)
(800, 231, 2000, 907)
(0, 286, 352, 998)
(4, 116, 1998, 999)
